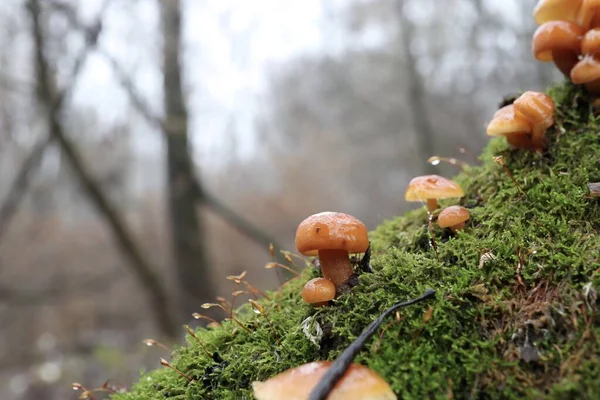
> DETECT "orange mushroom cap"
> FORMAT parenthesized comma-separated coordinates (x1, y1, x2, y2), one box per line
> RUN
(486, 105, 532, 137)
(578, 0, 600, 29)
(295, 212, 369, 256)
(513, 91, 555, 127)
(534, 0, 582, 25)
(582, 28, 600, 54)
(438, 206, 470, 228)
(571, 53, 600, 83)
(301, 278, 336, 305)
(252, 361, 397, 400)
(532, 21, 584, 76)
(404, 175, 464, 202)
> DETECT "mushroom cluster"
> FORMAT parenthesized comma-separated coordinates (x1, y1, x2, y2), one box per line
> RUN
(296, 211, 369, 304)
(533, 0, 600, 92)
(404, 174, 470, 233)
(486, 91, 555, 152)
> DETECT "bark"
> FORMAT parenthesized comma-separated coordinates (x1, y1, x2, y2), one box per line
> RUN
(160, 0, 216, 322)
(26, 0, 178, 339)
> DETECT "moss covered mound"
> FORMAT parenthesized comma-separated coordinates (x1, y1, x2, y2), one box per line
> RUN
(113, 83, 600, 399)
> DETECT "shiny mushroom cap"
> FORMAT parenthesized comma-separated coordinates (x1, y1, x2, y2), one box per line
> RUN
(533, 0, 581, 25)
(295, 212, 369, 256)
(301, 278, 336, 305)
(252, 361, 397, 400)
(438, 206, 470, 228)
(532, 21, 584, 76)
(582, 27, 600, 54)
(571, 54, 600, 84)
(513, 91, 555, 126)
(578, 0, 600, 29)
(404, 175, 464, 202)
(486, 105, 532, 137)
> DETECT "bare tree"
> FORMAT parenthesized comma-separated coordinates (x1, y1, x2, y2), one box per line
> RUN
(160, 0, 215, 321)
(395, 0, 436, 173)
(26, 0, 178, 339)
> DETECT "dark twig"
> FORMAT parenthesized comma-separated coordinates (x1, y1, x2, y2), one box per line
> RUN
(359, 244, 372, 273)
(309, 288, 436, 400)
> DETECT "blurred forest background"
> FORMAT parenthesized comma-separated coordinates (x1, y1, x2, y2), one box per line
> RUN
(0, 0, 561, 398)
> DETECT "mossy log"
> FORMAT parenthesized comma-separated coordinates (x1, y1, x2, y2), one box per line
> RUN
(113, 83, 600, 399)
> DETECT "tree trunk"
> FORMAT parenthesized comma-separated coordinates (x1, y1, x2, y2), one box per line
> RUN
(396, 0, 436, 174)
(160, 0, 215, 323)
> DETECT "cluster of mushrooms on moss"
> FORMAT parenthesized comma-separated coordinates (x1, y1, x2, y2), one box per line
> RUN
(533, 0, 600, 92)
(75, 1, 600, 399)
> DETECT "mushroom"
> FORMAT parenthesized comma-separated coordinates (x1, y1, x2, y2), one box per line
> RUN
(438, 205, 470, 233)
(486, 105, 534, 150)
(301, 277, 336, 307)
(578, 0, 600, 29)
(532, 21, 585, 77)
(513, 91, 555, 151)
(404, 175, 464, 213)
(533, 0, 582, 25)
(296, 212, 369, 294)
(571, 28, 600, 92)
(252, 361, 396, 400)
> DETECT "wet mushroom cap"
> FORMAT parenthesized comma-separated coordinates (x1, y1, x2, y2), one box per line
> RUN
(513, 91, 555, 126)
(582, 27, 600, 54)
(532, 21, 584, 62)
(295, 212, 369, 256)
(578, 0, 600, 29)
(571, 53, 600, 83)
(301, 278, 336, 304)
(252, 361, 397, 400)
(486, 105, 532, 137)
(404, 175, 464, 202)
(532, 21, 584, 76)
(533, 0, 582, 25)
(438, 206, 470, 228)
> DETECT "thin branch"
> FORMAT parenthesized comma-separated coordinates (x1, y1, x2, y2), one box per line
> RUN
(0, 137, 51, 241)
(26, 0, 177, 339)
(309, 289, 436, 400)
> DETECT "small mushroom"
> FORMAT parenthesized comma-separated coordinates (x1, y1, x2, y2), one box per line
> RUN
(296, 212, 369, 294)
(438, 205, 470, 233)
(532, 20, 584, 77)
(252, 361, 396, 400)
(571, 28, 600, 92)
(513, 91, 555, 151)
(533, 0, 581, 26)
(486, 104, 534, 150)
(301, 277, 336, 307)
(405, 175, 465, 213)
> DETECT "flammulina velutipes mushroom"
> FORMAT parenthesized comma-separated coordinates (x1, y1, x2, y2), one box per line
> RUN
(404, 174, 464, 213)
(532, 0, 600, 92)
(486, 91, 555, 152)
(296, 211, 369, 296)
(438, 205, 470, 233)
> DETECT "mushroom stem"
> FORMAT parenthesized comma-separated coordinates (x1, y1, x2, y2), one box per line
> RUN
(552, 49, 579, 77)
(426, 198, 438, 212)
(450, 221, 466, 233)
(531, 125, 546, 152)
(318, 249, 355, 293)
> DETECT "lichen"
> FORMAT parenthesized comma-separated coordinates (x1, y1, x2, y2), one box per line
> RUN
(112, 82, 600, 399)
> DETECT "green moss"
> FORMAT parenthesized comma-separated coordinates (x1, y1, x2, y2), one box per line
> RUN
(112, 82, 600, 399)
